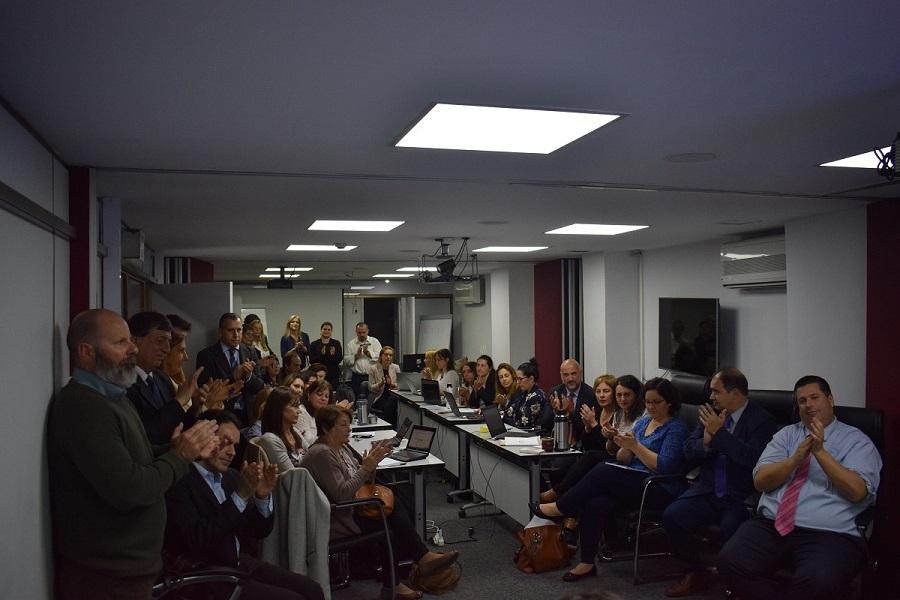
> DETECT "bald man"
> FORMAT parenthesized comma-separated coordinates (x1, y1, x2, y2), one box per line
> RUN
(49, 309, 220, 600)
(548, 359, 596, 447)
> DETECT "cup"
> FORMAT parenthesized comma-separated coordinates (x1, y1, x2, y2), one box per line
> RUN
(541, 437, 554, 452)
(368, 413, 378, 424)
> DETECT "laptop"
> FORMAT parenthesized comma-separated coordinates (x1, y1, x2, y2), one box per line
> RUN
(390, 425, 436, 462)
(421, 379, 442, 405)
(444, 392, 483, 420)
(401, 353, 425, 373)
(482, 404, 536, 440)
(389, 417, 413, 447)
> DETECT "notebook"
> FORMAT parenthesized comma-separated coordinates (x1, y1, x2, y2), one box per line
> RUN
(445, 392, 483, 420)
(482, 404, 536, 439)
(390, 425, 436, 462)
(421, 379, 442, 405)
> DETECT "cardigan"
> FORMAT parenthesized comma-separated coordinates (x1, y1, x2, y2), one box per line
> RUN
(301, 442, 376, 539)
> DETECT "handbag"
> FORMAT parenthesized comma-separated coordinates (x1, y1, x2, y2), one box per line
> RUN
(353, 480, 394, 518)
(513, 524, 572, 573)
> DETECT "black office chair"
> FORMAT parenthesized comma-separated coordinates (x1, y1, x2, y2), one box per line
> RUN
(152, 563, 248, 599)
(327, 496, 397, 599)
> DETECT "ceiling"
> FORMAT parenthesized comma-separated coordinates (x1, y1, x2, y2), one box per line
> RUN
(1, 1, 898, 282)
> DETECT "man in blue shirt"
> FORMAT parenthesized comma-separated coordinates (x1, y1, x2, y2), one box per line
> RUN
(718, 375, 881, 600)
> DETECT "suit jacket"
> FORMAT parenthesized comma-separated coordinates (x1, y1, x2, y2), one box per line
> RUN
(367, 362, 401, 397)
(127, 370, 195, 446)
(549, 382, 597, 447)
(195, 342, 264, 423)
(681, 399, 777, 501)
(164, 465, 273, 568)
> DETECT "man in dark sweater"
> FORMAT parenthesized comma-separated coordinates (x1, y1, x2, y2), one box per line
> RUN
(48, 308, 220, 600)
(165, 409, 324, 600)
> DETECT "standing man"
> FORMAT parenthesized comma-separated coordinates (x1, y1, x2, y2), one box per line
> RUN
(49, 308, 219, 599)
(718, 375, 881, 600)
(343, 321, 381, 397)
(127, 311, 205, 445)
(196, 313, 265, 425)
(165, 409, 325, 600)
(662, 367, 776, 597)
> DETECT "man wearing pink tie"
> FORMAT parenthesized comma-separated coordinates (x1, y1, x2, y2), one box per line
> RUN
(718, 375, 881, 600)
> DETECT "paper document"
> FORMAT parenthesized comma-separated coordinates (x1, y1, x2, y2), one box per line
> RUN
(379, 457, 404, 467)
(499, 436, 540, 446)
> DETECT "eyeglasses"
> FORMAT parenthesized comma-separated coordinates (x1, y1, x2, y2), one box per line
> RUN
(515, 376, 532, 381)
(644, 399, 667, 406)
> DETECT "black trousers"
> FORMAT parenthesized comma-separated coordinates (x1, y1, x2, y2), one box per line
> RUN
(717, 516, 867, 600)
(556, 463, 676, 564)
(661, 491, 750, 571)
(238, 555, 325, 600)
(551, 450, 609, 496)
(355, 495, 428, 587)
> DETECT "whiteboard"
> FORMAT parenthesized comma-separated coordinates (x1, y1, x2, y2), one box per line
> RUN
(417, 314, 452, 353)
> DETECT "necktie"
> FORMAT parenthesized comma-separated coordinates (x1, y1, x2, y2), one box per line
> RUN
(227, 347, 238, 370)
(146, 373, 164, 408)
(713, 415, 734, 498)
(774, 453, 812, 535)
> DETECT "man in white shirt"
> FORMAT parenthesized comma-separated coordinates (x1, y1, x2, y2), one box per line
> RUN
(343, 321, 381, 397)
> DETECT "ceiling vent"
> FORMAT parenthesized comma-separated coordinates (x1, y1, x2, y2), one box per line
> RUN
(720, 235, 786, 289)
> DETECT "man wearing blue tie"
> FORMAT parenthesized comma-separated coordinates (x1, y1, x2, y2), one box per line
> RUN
(661, 367, 777, 597)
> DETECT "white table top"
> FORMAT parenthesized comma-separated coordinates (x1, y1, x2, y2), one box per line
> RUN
(348, 428, 445, 469)
(455, 422, 580, 458)
(350, 415, 392, 431)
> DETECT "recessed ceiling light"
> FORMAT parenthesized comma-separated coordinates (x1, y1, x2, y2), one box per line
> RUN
(396, 266, 438, 272)
(820, 147, 890, 169)
(396, 103, 621, 154)
(286, 244, 357, 251)
(264, 267, 313, 272)
(472, 246, 548, 253)
(350, 286, 375, 290)
(344, 292, 360, 296)
(259, 274, 303, 279)
(308, 220, 404, 232)
(372, 273, 414, 278)
(546, 223, 649, 236)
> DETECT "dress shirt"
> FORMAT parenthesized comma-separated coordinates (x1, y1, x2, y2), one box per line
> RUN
(754, 418, 881, 536)
(220, 342, 240, 370)
(192, 462, 272, 557)
(343, 335, 382, 375)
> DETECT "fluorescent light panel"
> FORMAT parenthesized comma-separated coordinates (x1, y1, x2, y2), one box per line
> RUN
(820, 147, 890, 168)
(396, 103, 620, 154)
(546, 223, 649, 235)
(264, 267, 313, 272)
(396, 266, 438, 272)
(259, 274, 303, 279)
(286, 244, 357, 251)
(372, 273, 414, 278)
(350, 286, 375, 290)
(308, 220, 404, 232)
(473, 246, 548, 253)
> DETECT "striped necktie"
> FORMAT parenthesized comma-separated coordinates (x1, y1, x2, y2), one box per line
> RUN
(774, 453, 811, 535)
(713, 415, 734, 497)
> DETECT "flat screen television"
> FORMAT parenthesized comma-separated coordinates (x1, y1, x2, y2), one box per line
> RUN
(658, 297, 719, 377)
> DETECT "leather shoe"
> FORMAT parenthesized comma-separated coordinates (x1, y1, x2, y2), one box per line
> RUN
(417, 550, 459, 577)
(665, 572, 708, 597)
(528, 501, 564, 522)
(561, 564, 597, 582)
(539, 489, 558, 503)
(381, 587, 423, 600)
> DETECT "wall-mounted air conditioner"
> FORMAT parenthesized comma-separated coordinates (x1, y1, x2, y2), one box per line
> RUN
(720, 235, 786, 289)
(453, 278, 483, 304)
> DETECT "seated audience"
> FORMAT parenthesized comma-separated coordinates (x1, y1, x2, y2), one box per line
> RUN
(309, 362, 328, 384)
(601, 374, 645, 454)
(261, 354, 280, 386)
(280, 314, 310, 363)
(435, 348, 460, 401)
(245, 387, 273, 440)
(247, 316, 272, 358)
(531, 378, 688, 581)
(258, 387, 307, 472)
(302, 405, 459, 600)
(548, 359, 597, 448)
(457, 361, 477, 405)
(420, 348, 439, 380)
(49, 308, 218, 599)
(127, 311, 204, 445)
(718, 375, 881, 600)
(466, 355, 496, 408)
(162, 313, 192, 388)
(369, 346, 401, 424)
(502, 358, 553, 435)
(494, 362, 517, 408)
(164, 408, 324, 600)
(542, 374, 623, 503)
(309, 321, 342, 389)
(278, 353, 304, 385)
(298, 380, 332, 449)
(281, 372, 306, 398)
(662, 367, 776, 597)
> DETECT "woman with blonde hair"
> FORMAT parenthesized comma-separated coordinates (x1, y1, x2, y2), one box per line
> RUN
(420, 349, 439, 380)
(280, 314, 310, 364)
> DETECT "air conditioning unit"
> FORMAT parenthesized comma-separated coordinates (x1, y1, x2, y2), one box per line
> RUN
(720, 235, 786, 289)
(453, 278, 483, 304)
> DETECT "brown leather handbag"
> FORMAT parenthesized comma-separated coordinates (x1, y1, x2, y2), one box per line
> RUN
(353, 481, 395, 518)
(514, 524, 572, 573)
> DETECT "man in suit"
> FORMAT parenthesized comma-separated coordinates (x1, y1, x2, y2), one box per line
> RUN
(548, 359, 597, 447)
(661, 367, 777, 597)
(196, 313, 265, 425)
(127, 311, 204, 446)
(165, 409, 324, 600)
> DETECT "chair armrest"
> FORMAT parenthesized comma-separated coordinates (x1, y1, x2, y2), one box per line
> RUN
(153, 567, 247, 599)
(684, 466, 701, 482)
(331, 497, 386, 510)
(640, 473, 685, 490)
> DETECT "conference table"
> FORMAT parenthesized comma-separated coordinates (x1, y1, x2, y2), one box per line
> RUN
(393, 390, 580, 526)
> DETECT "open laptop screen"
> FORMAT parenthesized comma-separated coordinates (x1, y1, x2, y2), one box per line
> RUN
(481, 404, 507, 437)
(406, 425, 436, 452)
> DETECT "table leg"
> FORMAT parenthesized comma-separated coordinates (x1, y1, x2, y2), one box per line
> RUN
(413, 470, 426, 540)
(528, 460, 541, 504)
(457, 431, 470, 490)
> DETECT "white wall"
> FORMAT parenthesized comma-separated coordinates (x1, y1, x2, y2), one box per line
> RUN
(151, 282, 233, 362)
(237, 286, 345, 352)
(507, 265, 535, 366)
(453, 273, 493, 362)
(489, 270, 511, 363)
(582, 253, 608, 378)
(785, 207, 867, 406)
(0, 105, 69, 599)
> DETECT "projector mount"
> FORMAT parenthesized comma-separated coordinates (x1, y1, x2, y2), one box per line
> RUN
(418, 237, 479, 283)
(874, 132, 898, 181)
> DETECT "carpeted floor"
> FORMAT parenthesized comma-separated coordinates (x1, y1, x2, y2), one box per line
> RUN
(332, 472, 728, 600)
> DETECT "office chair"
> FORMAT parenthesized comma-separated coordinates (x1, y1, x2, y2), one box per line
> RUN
(152, 566, 248, 599)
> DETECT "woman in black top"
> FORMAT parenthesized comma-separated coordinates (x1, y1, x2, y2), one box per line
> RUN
(309, 321, 343, 388)
(468, 355, 496, 409)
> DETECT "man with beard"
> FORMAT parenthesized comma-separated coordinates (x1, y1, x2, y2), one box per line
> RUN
(48, 309, 220, 600)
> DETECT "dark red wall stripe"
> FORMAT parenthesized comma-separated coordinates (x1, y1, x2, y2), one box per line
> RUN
(189, 258, 214, 282)
(68, 167, 91, 319)
(866, 199, 900, 593)
(533, 260, 563, 389)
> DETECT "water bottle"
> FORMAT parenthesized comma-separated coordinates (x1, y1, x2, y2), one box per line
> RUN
(553, 412, 571, 451)
(357, 401, 368, 425)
